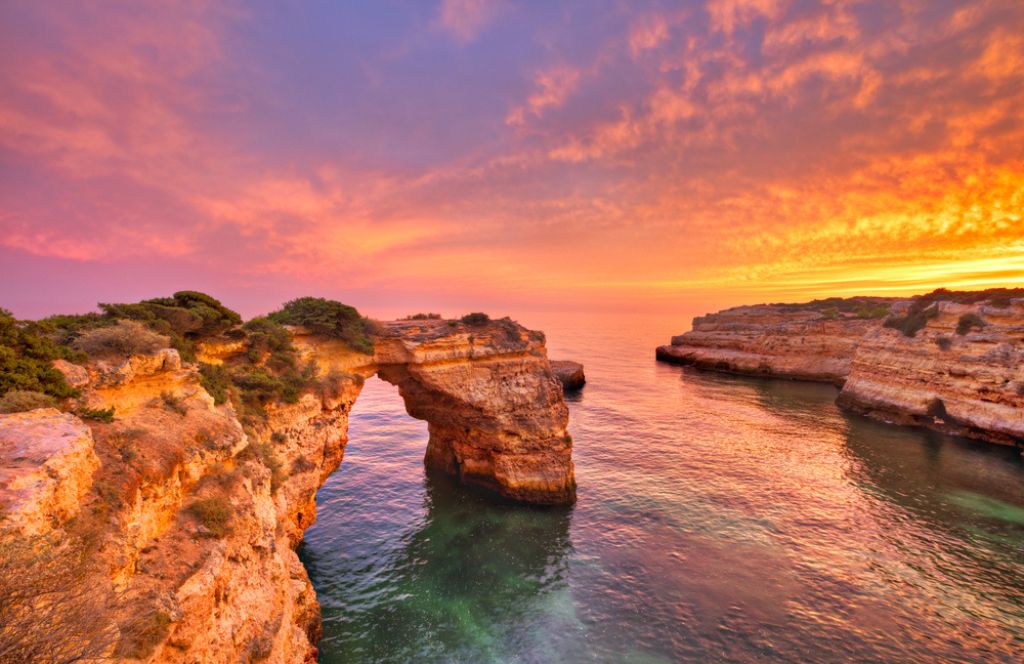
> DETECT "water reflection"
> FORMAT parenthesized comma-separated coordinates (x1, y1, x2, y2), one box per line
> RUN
(303, 318, 1024, 663)
(305, 463, 576, 663)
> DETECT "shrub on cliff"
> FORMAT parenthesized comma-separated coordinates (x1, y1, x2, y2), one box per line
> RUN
(0, 308, 79, 400)
(268, 297, 375, 354)
(98, 291, 241, 361)
(855, 303, 891, 319)
(821, 306, 839, 320)
(405, 312, 442, 320)
(73, 320, 169, 359)
(0, 390, 56, 413)
(188, 497, 233, 537)
(199, 363, 231, 405)
(460, 312, 490, 325)
(956, 313, 986, 335)
(883, 304, 939, 338)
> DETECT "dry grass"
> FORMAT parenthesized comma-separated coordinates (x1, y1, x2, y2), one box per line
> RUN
(73, 320, 169, 359)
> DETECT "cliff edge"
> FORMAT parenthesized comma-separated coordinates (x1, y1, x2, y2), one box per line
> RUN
(657, 289, 1024, 448)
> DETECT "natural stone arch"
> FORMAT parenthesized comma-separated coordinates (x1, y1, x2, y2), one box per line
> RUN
(292, 318, 576, 506)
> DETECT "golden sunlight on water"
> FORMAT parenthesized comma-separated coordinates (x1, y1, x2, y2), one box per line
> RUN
(300, 312, 1024, 662)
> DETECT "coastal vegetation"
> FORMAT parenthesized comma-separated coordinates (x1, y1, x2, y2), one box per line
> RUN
(1, 292, 376, 430)
(268, 296, 375, 354)
(0, 308, 80, 399)
(460, 312, 491, 325)
(956, 313, 986, 335)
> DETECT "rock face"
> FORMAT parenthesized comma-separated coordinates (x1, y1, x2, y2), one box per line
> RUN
(550, 360, 586, 391)
(0, 409, 98, 536)
(0, 317, 573, 663)
(374, 320, 574, 505)
(656, 305, 881, 385)
(837, 301, 1024, 447)
(658, 294, 1024, 448)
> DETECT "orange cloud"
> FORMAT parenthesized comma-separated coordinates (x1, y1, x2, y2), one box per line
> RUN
(629, 15, 670, 57)
(506, 66, 581, 126)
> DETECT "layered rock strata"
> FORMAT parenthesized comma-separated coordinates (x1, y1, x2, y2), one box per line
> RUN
(656, 305, 880, 385)
(551, 360, 586, 391)
(658, 295, 1024, 448)
(0, 317, 573, 663)
(837, 301, 1024, 447)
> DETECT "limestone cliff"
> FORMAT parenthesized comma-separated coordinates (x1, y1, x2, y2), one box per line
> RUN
(658, 292, 1024, 449)
(0, 317, 573, 663)
(656, 304, 885, 385)
(837, 300, 1024, 447)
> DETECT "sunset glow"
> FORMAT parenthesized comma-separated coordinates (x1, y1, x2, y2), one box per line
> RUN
(2, 0, 1023, 318)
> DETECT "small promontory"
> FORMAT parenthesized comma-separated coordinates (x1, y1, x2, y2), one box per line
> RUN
(658, 289, 1024, 449)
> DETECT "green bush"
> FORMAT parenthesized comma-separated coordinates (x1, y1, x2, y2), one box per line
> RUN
(821, 306, 838, 320)
(0, 308, 79, 400)
(95, 291, 240, 362)
(855, 303, 891, 319)
(268, 297, 375, 354)
(405, 313, 441, 320)
(198, 363, 231, 405)
(77, 406, 115, 423)
(884, 304, 939, 338)
(956, 313, 986, 335)
(460, 312, 490, 325)
(0, 390, 56, 413)
(188, 497, 232, 537)
(73, 320, 168, 359)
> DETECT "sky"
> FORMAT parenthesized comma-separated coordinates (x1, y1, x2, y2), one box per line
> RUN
(1, 0, 1023, 320)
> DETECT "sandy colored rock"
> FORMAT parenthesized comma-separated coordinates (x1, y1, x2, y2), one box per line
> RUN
(837, 300, 1024, 447)
(551, 360, 586, 391)
(0, 316, 574, 662)
(656, 305, 883, 385)
(661, 295, 1024, 448)
(374, 318, 575, 505)
(0, 408, 98, 536)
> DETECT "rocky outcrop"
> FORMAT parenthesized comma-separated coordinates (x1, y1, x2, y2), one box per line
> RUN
(656, 305, 884, 385)
(551, 361, 586, 391)
(0, 409, 98, 536)
(837, 300, 1024, 447)
(374, 320, 574, 505)
(0, 316, 572, 662)
(659, 292, 1024, 449)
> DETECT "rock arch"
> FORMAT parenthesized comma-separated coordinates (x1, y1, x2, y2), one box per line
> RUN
(293, 317, 576, 506)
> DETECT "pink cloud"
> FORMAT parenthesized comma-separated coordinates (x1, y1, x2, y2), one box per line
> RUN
(434, 0, 506, 42)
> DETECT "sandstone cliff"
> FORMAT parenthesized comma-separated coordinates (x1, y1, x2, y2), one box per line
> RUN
(658, 291, 1024, 448)
(656, 303, 887, 385)
(551, 360, 586, 391)
(837, 300, 1024, 447)
(0, 317, 573, 663)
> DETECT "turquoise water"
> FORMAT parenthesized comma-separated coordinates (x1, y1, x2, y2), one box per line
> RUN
(299, 313, 1024, 662)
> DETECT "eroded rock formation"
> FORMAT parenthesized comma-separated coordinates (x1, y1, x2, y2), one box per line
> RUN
(656, 305, 884, 385)
(658, 293, 1024, 448)
(837, 300, 1024, 447)
(551, 360, 586, 391)
(0, 317, 573, 662)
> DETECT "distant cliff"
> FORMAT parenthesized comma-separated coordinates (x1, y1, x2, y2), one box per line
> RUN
(658, 289, 1024, 448)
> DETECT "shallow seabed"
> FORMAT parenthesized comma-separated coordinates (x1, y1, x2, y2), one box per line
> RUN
(300, 313, 1024, 663)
